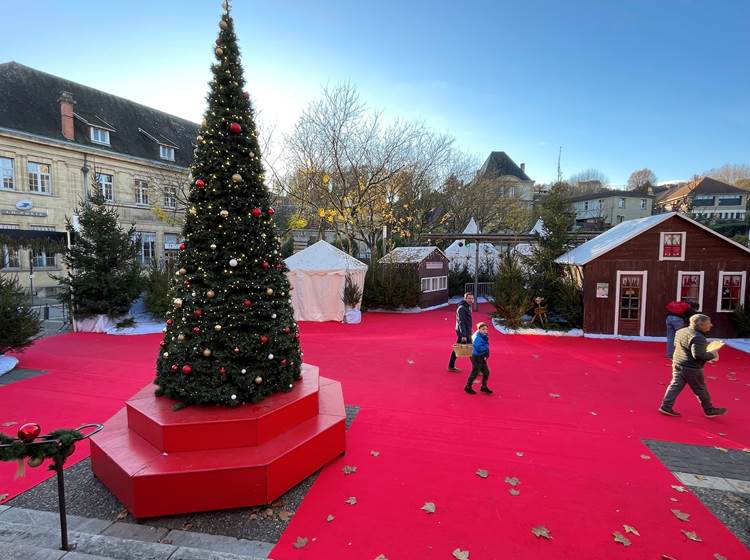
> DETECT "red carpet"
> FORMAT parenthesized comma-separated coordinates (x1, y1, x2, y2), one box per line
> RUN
(2, 305, 749, 559)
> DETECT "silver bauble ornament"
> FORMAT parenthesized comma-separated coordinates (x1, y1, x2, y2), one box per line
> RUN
(210, 244, 217, 250)
(214, 324, 222, 331)
(177, 334, 185, 341)
(173, 298, 183, 308)
(254, 376, 263, 384)
(229, 258, 238, 267)
(268, 353, 274, 360)
(220, 210, 229, 218)
(162, 352, 169, 358)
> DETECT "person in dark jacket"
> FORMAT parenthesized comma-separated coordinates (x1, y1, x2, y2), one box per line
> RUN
(465, 322, 492, 394)
(659, 314, 727, 418)
(665, 300, 697, 358)
(448, 292, 474, 372)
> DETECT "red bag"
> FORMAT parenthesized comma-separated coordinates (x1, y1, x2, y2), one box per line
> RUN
(666, 301, 690, 315)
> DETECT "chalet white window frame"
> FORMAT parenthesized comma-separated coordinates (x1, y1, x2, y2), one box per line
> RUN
(0, 156, 15, 190)
(421, 275, 447, 293)
(96, 172, 114, 201)
(27, 161, 51, 194)
(90, 127, 111, 145)
(659, 231, 686, 261)
(613, 270, 648, 337)
(159, 145, 175, 161)
(676, 271, 704, 311)
(425, 262, 443, 270)
(716, 271, 746, 313)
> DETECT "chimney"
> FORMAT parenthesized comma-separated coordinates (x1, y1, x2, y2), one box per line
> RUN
(58, 91, 76, 141)
(520, 163, 526, 172)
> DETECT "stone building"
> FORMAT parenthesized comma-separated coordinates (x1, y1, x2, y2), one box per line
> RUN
(569, 190, 653, 228)
(0, 62, 198, 296)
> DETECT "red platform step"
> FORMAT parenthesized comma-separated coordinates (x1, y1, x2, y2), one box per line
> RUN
(90, 365, 346, 518)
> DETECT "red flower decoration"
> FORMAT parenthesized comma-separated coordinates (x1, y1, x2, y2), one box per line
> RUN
(192, 327, 201, 334)
(18, 423, 41, 442)
(194, 309, 203, 318)
(229, 122, 242, 134)
(251, 207, 262, 218)
(267, 207, 275, 216)
(183, 280, 190, 288)
(182, 364, 192, 375)
(261, 261, 270, 269)
(243, 299, 252, 307)
(283, 327, 291, 334)
(233, 347, 241, 354)
(195, 178, 206, 189)
(170, 364, 179, 373)
(259, 335, 269, 345)
(218, 367, 226, 375)
(179, 242, 186, 251)
(281, 359, 288, 366)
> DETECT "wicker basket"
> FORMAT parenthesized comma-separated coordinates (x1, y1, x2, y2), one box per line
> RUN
(452, 343, 473, 357)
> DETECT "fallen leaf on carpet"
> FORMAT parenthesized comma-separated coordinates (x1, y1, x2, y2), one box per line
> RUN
(661, 555, 678, 560)
(407, 359, 415, 365)
(671, 509, 690, 522)
(682, 530, 701, 542)
(1, 421, 17, 427)
(623, 524, 640, 536)
(116, 509, 128, 520)
(671, 485, 687, 492)
(421, 502, 436, 513)
(342, 465, 357, 475)
(695, 474, 706, 480)
(549, 393, 561, 399)
(531, 354, 540, 359)
(452, 548, 470, 560)
(714, 554, 728, 560)
(249, 514, 258, 520)
(264, 508, 274, 517)
(475, 469, 489, 478)
(271, 500, 284, 508)
(718, 432, 727, 437)
(714, 447, 728, 452)
(509, 488, 520, 496)
(589, 411, 598, 416)
(345, 496, 357, 505)
(278, 511, 293, 522)
(640, 454, 651, 460)
(516, 451, 524, 457)
(707, 375, 717, 380)
(375, 555, 388, 560)
(326, 514, 335, 522)
(370, 450, 380, 457)
(670, 498, 679, 502)
(182, 522, 193, 530)
(613, 531, 631, 546)
(504, 476, 520, 486)
(531, 526, 552, 540)
(293, 537, 308, 549)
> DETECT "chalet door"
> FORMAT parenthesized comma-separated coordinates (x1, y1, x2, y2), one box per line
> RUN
(617, 272, 646, 336)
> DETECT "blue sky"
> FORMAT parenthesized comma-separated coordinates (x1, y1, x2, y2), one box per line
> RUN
(2, 0, 748, 184)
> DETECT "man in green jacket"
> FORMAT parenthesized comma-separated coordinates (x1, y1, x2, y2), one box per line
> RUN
(659, 314, 727, 418)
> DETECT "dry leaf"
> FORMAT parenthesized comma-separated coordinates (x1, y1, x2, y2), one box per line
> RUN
(182, 522, 193, 530)
(475, 469, 489, 479)
(531, 526, 552, 540)
(670, 497, 679, 502)
(516, 451, 524, 457)
(1, 421, 17, 427)
(504, 476, 520, 486)
(682, 530, 701, 542)
(0, 493, 7, 503)
(293, 536, 308, 549)
(116, 509, 128, 520)
(326, 514, 335, 522)
(640, 454, 651, 460)
(345, 496, 357, 505)
(264, 508, 274, 517)
(714, 447, 728, 453)
(623, 524, 640, 536)
(452, 548, 470, 560)
(671, 509, 690, 522)
(613, 531, 631, 546)
(509, 488, 520, 496)
(695, 475, 706, 480)
(661, 556, 678, 560)
(671, 485, 687, 493)
(549, 393, 561, 399)
(249, 513, 258, 520)
(370, 450, 380, 457)
(589, 411, 598, 416)
(278, 511, 293, 522)
(421, 502, 436, 513)
(714, 554, 728, 560)
(375, 555, 388, 560)
(342, 465, 357, 475)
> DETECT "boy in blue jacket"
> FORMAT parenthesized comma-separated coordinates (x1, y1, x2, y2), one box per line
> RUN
(465, 322, 493, 395)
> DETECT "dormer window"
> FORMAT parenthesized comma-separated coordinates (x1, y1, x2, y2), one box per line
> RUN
(160, 145, 175, 161)
(90, 127, 110, 145)
(659, 231, 686, 261)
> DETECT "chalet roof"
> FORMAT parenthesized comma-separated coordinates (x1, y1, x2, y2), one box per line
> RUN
(0, 62, 198, 167)
(569, 189, 654, 203)
(555, 212, 750, 266)
(379, 246, 447, 264)
(656, 177, 745, 203)
(477, 151, 531, 181)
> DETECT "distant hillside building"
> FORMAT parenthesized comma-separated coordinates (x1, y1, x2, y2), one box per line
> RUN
(474, 151, 535, 208)
(569, 190, 653, 228)
(655, 177, 747, 222)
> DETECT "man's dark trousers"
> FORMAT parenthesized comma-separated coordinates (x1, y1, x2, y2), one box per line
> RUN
(466, 355, 490, 388)
(448, 334, 466, 369)
(662, 365, 713, 411)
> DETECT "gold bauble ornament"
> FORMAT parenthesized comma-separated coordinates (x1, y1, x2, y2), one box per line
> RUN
(220, 19, 228, 30)
(178, 268, 187, 276)
(220, 210, 229, 218)
(207, 290, 216, 298)
(189, 207, 197, 216)
(231, 173, 243, 183)
(173, 298, 183, 308)
(214, 324, 222, 331)
(28, 456, 44, 468)
(177, 334, 185, 341)
(266, 288, 274, 296)
(254, 376, 263, 384)
(210, 244, 217, 250)
(215, 47, 224, 57)
(203, 349, 212, 357)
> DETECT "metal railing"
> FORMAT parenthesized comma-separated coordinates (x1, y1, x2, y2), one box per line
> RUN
(465, 282, 494, 300)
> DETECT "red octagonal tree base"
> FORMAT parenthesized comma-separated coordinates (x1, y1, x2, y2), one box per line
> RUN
(90, 364, 346, 518)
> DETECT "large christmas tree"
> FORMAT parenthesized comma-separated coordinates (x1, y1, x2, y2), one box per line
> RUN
(155, 2, 301, 407)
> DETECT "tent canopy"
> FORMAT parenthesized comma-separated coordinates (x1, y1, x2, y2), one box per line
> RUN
(444, 218, 499, 273)
(285, 240, 368, 272)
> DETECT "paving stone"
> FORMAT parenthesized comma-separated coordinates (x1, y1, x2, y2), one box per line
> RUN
(673, 472, 735, 491)
(0, 519, 69, 549)
(101, 521, 168, 543)
(726, 478, 750, 494)
(0, 505, 8, 514)
(691, 486, 750, 548)
(165, 529, 273, 556)
(62, 553, 119, 560)
(644, 439, 750, 480)
(0, 506, 112, 534)
(170, 547, 268, 560)
(0, 542, 66, 560)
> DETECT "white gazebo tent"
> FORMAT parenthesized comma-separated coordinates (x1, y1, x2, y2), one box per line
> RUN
(444, 218, 500, 274)
(284, 240, 368, 322)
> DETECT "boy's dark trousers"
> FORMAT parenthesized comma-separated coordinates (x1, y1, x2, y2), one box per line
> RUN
(466, 355, 490, 388)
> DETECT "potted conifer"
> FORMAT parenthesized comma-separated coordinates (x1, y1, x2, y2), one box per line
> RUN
(342, 274, 363, 324)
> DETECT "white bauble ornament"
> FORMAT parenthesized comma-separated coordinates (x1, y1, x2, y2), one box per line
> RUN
(229, 258, 238, 267)
(268, 353, 274, 360)
(241, 368, 246, 374)
(173, 298, 183, 308)
(210, 244, 217, 250)
(220, 210, 229, 218)
(214, 324, 222, 331)
(230, 394, 237, 400)
(271, 313, 277, 319)
(162, 352, 169, 358)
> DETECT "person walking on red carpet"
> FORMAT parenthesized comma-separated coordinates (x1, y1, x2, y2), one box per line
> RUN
(664, 300, 695, 358)
(448, 292, 474, 372)
(659, 314, 727, 418)
(465, 322, 493, 395)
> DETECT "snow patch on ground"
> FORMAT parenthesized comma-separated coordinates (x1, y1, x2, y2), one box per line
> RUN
(368, 302, 451, 314)
(492, 318, 583, 337)
(105, 298, 165, 335)
(726, 339, 750, 354)
(0, 356, 19, 376)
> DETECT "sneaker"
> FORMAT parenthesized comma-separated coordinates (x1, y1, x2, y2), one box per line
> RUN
(658, 407, 681, 417)
(480, 387, 493, 394)
(704, 407, 727, 418)
(448, 367, 461, 373)
(464, 386, 476, 395)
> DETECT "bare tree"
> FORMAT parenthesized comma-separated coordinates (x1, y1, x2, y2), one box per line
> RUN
(703, 163, 750, 187)
(568, 169, 609, 194)
(626, 168, 657, 191)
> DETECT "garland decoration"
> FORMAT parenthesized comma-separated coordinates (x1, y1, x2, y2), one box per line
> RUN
(0, 424, 87, 476)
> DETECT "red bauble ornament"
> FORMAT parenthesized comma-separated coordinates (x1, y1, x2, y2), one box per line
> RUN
(276, 263, 283, 270)
(166, 319, 173, 326)
(192, 327, 201, 334)
(195, 178, 206, 189)
(18, 423, 41, 442)
(179, 242, 186, 251)
(218, 367, 227, 375)
(229, 122, 242, 134)
(243, 299, 252, 307)
(259, 335, 269, 345)
(267, 207, 275, 216)
(170, 364, 179, 373)
(182, 364, 192, 375)
(295, 333, 301, 339)
(281, 359, 288, 366)
(243, 91, 250, 99)
(251, 207, 262, 218)
(183, 280, 190, 288)
(283, 327, 291, 334)
(261, 261, 270, 269)
(194, 309, 203, 318)
(160, 340, 166, 347)
(233, 347, 241, 354)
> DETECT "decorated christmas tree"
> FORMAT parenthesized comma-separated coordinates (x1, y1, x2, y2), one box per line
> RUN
(155, 2, 301, 407)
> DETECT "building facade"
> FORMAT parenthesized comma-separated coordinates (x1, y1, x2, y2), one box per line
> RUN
(655, 177, 747, 222)
(569, 190, 653, 228)
(0, 62, 198, 296)
(474, 151, 535, 208)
